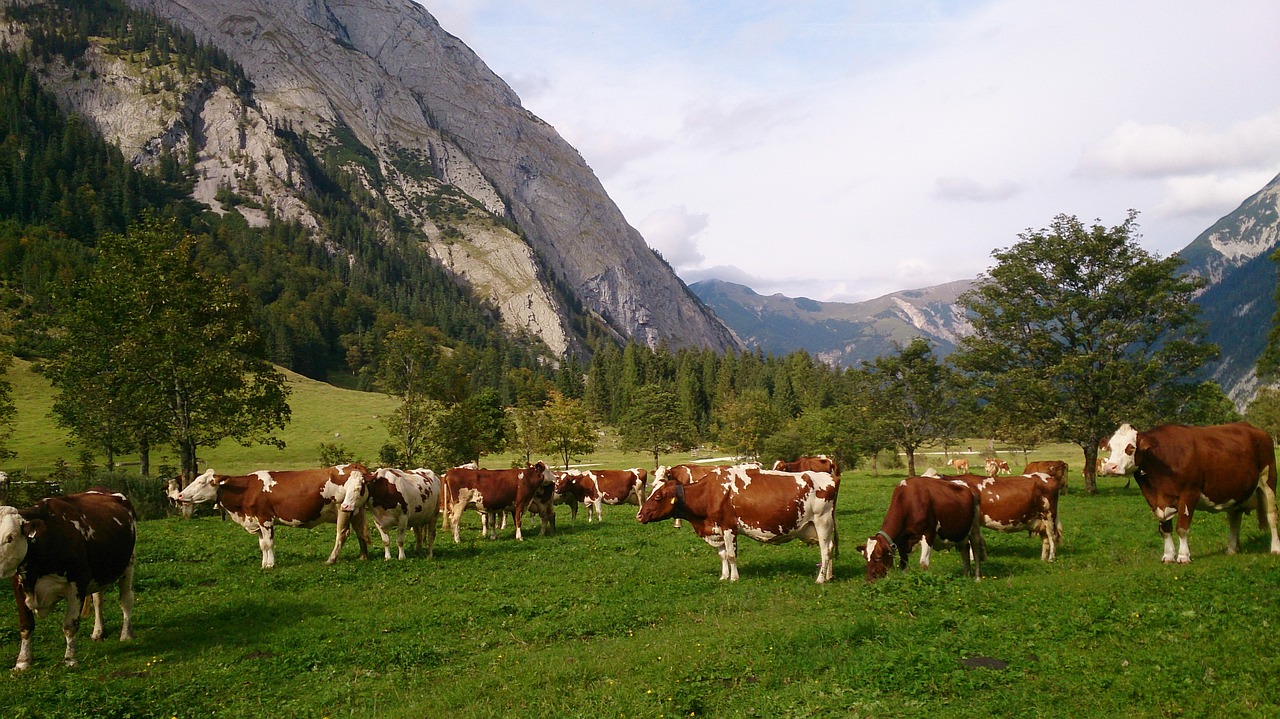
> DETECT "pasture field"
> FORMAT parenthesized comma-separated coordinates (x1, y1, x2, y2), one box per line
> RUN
(2, 466, 1279, 718)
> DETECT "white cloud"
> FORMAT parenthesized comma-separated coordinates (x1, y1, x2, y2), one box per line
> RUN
(1078, 113, 1280, 179)
(1153, 171, 1280, 219)
(635, 206, 708, 268)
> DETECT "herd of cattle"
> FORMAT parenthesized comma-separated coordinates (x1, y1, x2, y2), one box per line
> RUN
(1, 421, 1277, 670)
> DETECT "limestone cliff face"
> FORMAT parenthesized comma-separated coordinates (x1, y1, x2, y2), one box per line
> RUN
(118, 0, 740, 354)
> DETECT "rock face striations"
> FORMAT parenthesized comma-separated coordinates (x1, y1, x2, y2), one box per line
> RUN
(5, 0, 740, 355)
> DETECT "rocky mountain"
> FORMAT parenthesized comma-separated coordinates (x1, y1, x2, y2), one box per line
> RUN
(1, 0, 739, 357)
(690, 278, 974, 367)
(1176, 171, 1280, 406)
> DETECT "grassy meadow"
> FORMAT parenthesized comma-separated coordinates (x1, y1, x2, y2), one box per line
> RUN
(4, 363, 1280, 717)
(1, 461, 1279, 718)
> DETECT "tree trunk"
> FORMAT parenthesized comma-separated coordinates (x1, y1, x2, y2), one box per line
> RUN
(906, 449, 917, 477)
(1082, 442, 1099, 494)
(139, 436, 150, 478)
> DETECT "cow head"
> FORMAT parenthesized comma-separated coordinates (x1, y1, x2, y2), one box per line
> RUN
(337, 464, 373, 513)
(0, 506, 31, 579)
(533, 461, 555, 487)
(857, 531, 896, 582)
(178, 469, 221, 505)
(1099, 424, 1141, 476)
(636, 480, 681, 524)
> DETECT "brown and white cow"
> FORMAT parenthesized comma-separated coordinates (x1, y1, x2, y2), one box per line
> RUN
(0, 489, 136, 670)
(637, 466, 839, 583)
(984, 458, 1010, 477)
(554, 468, 647, 522)
(773, 455, 841, 477)
(1023, 460, 1069, 494)
(177, 464, 372, 568)
(363, 468, 441, 560)
(957, 473, 1063, 561)
(858, 476, 983, 581)
(1100, 422, 1280, 563)
(441, 462, 556, 542)
(946, 457, 970, 475)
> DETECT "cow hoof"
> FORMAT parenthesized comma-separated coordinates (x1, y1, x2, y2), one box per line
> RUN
(324, 558, 337, 566)
(1176, 556, 1191, 565)
(63, 658, 78, 668)
(90, 632, 103, 642)
(1161, 556, 1176, 564)
(1225, 547, 1239, 556)
(13, 662, 29, 672)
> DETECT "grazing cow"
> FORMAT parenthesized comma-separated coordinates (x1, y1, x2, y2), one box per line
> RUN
(441, 462, 555, 542)
(984, 458, 1010, 477)
(363, 468, 441, 560)
(637, 466, 839, 583)
(946, 457, 970, 475)
(177, 464, 372, 568)
(773, 455, 841, 477)
(1100, 422, 1280, 563)
(0, 489, 136, 671)
(957, 473, 1063, 561)
(858, 476, 983, 581)
(1023, 460, 1069, 494)
(554, 468, 647, 522)
(523, 480, 559, 537)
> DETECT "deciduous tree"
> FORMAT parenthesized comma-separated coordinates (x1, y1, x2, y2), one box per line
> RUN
(954, 211, 1216, 493)
(618, 385, 695, 470)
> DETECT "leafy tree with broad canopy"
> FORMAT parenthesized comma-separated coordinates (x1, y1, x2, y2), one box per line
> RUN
(855, 338, 975, 477)
(47, 215, 291, 481)
(618, 385, 696, 470)
(543, 390, 598, 470)
(954, 211, 1216, 493)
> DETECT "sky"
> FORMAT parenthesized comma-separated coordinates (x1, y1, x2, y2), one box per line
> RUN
(421, 1, 1280, 303)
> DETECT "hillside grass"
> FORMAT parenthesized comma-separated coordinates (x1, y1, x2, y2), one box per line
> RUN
(1, 461, 1278, 718)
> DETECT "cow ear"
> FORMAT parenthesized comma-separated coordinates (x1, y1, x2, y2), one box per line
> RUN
(855, 543, 867, 554)
(23, 518, 45, 540)
(1136, 435, 1156, 453)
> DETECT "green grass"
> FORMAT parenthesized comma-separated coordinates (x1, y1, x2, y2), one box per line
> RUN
(1, 465, 1278, 718)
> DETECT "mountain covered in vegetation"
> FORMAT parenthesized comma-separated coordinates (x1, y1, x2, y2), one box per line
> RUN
(690, 278, 973, 368)
(0, 0, 738, 386)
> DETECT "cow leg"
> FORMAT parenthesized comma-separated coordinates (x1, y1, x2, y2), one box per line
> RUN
(90, 592, 106, 641)
(375, 522, 393, 560)
(395, 518, 408, 560)
(1174, 494, 1198, 564)
(14, 576, 34, 671)
(61, 586, 83, 667)
(117, 558, 135, 641)
(918, 538, 932, 570)
(816, 519, 834, 584)
(513, 505, 525, 541)
(1226, 510, 1244, 555)
(425, 518, 437, 559)
(1258, 468, 1280, 554)
(326, 510, 353, 565)
(260, 524, 276, 569)
(724, 531, 739, 581)
(1157, 517, 1177, 563)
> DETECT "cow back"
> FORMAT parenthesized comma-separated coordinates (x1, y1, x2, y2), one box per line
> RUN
(1133, 423, 1276, 500)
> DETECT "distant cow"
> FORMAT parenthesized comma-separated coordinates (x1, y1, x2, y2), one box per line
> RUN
(177, 464, 372, 568)
(984, 458, 1010, 477)
(858, 476, 983, 581)
(441, 462, 555, 541)
(638, 466, 839, 583)
(1100, 422, 1280, 563)
(164, 478, 194, 518)
(364, 468, 441, 560)
(773, 455, 840, 477)
(554, 468, 647, 522)
(958, 473, 1063, 561)
(1023, 460, 1069, 494)
(946, 457, 970, 474)
(0, 489, 136, 670)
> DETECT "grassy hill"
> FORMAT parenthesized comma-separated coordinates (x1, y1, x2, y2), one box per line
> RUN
(3, 359, 399, 476)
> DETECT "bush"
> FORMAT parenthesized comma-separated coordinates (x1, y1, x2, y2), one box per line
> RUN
(58, 471, 170, 520)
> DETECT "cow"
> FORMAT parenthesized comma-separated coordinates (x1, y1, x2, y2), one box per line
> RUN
(637, 466, 839, 583)
(164, 478, 191, 518)
(946, 457, 970, 474)
(652, 464, 728, 528)
(441, 462, 555, 542)
(984, 458, 1010, 477)
(957, 473, 1063, 561)
(0, 489, 136, 671)
(176, 464, 372, 568)
(858, 476, 983, 581)
(554, 468, 647, 522)
(1100, 422, 1280, 563)
(773, 455, 840, 477)
(1023, 460, 1069, 494)
(363, 468, 441, 560)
